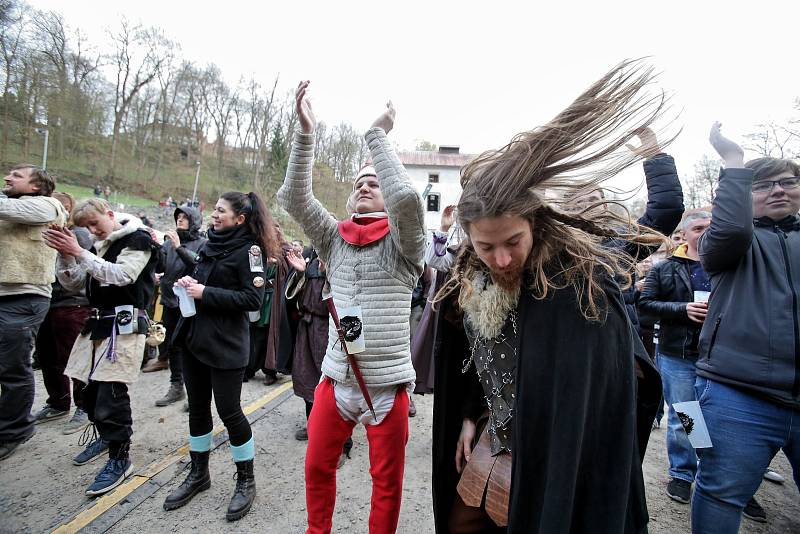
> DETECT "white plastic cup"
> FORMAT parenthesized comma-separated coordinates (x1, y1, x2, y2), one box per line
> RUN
(693, 291, 710, 304)
(173, 284, 196, 317)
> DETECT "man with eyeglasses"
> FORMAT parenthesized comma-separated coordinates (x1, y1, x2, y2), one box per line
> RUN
(689, 123, 800, 533)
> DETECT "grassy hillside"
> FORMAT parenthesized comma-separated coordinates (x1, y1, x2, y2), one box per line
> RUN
(1, 138, 354, 242)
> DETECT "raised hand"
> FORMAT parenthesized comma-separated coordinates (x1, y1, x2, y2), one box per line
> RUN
(285, 249, 306, 272)
(371, 101, 396, 135)
(295, 80, 316, 135)
(440, 205, 457, 232)
(709, 122, 745, 168)
(625, 127, 661, 159)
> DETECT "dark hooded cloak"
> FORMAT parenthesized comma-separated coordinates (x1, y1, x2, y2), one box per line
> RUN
(432, 273, 649, 534)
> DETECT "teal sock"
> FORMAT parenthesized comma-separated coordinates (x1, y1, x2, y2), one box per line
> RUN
(230, 436, 255, 462)
(189, 431, 213, 452)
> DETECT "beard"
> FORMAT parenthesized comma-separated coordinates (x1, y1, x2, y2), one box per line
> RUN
(490, 264, 524, 291)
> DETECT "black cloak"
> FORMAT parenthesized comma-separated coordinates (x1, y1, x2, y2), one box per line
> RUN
(432, 275, 649, 534)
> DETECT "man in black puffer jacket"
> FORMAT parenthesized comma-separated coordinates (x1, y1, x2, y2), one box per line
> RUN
(690, 123, 800, 533)
(144, 206, 207, 407)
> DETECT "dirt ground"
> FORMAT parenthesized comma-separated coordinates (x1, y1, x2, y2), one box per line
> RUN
(0, 368, 797, 533)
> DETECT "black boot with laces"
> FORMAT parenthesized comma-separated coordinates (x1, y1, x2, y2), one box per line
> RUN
(226, 459, 256, 521)
(163, 450, 211, 511)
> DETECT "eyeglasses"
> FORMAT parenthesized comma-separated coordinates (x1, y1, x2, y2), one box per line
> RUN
(752, 176, 800, 194)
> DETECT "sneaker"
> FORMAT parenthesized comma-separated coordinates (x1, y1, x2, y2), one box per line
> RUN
(337, 452, 347, 470)
(294, 427, 308, 441)
(652, 420, 661, 430)
(743, 497, 767, 523)
(763, 469, 785, 484)
(666, 478, 691, 504)
(85, 457, 134, 496)
(155, 383, 186, 407)
(62, 408, 89, 435)
(34, 405, 69, 424)
(73, 437, 110, 466)
(0, 433, 34, 461)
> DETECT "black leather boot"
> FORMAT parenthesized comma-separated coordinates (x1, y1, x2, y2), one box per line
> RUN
(226, 459, 256, 521)
(163, 451, 211, 511)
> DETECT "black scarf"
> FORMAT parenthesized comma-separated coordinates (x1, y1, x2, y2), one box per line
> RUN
(202, 224, 254, 258)
(177, 228, 201, 243)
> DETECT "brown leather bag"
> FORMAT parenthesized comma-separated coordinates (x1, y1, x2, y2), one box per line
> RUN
(456, 429, 511, 527)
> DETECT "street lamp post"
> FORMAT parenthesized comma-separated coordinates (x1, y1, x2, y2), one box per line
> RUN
(191, 161, 201, 206)
(35, 128, 49, 170)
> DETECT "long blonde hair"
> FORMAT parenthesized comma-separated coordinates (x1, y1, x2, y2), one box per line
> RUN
(435, 60, 674, 321)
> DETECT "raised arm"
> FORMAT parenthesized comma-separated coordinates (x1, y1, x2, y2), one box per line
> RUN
(0, 195, 61, 224)
(366, 103, 426, 266)
(698, 122, 753, 273)
(624, 128, 685, 261)
(276, 81, 337, 261)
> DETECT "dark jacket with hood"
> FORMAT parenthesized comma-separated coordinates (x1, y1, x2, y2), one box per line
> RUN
(697, 167, 800, 409)
(50, 226, 93, 308)
(175, 224, 264, 369)
(639, 243, 704, 359)
(158, 206, 207, 308)
(432, 271, 648, 534)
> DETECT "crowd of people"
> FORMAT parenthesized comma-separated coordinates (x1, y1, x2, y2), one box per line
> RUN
(0, 59, 798, 533)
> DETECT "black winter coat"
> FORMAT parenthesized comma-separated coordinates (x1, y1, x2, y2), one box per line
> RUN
(639, 255, 702, 359)
(609, 153, 685, 262)
(176, 226, 265, 369)
(159, 206, 207, 308)
(432, 273, 648, 534)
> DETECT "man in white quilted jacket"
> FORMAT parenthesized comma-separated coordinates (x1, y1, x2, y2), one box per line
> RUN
(278, 80, 425, 534)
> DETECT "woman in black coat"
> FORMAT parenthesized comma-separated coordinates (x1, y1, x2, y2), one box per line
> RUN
(164, 191, 281, 522)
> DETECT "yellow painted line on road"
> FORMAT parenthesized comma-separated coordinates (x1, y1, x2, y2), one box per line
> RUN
(51, 477, 149, 534)
(51, 380, 293, 534)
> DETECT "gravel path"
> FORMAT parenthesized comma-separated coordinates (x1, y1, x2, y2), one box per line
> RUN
(0, 369, 797, 533)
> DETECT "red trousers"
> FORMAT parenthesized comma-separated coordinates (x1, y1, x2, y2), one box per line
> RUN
(305, 377, 409, 534)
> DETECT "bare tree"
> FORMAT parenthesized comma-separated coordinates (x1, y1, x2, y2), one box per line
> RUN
(150, 58, 188, 181)
(320, 122, 368, 182)
(681, 155, 720, 209)
(200, 64, 238, 181)
(0, 0, 26, 159)
(250, 76, 279, 191)
(107, 19, 169, 177)
(744, 121, 800, 159)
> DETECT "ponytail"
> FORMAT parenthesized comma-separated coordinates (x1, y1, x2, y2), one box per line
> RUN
(220, 191, 282, 261)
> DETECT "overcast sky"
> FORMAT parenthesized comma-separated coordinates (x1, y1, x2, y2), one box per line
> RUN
(29, 0, 800, 192)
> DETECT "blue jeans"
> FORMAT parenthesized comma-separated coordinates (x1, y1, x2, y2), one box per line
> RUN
(657, 352, 698, 482)
(692, 377, 800, 534)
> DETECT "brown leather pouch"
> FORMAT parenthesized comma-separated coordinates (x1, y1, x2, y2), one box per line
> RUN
(456, 429, 511, 527)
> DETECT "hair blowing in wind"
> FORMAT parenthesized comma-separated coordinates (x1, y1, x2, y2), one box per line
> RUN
(437, 59, 675, 321)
